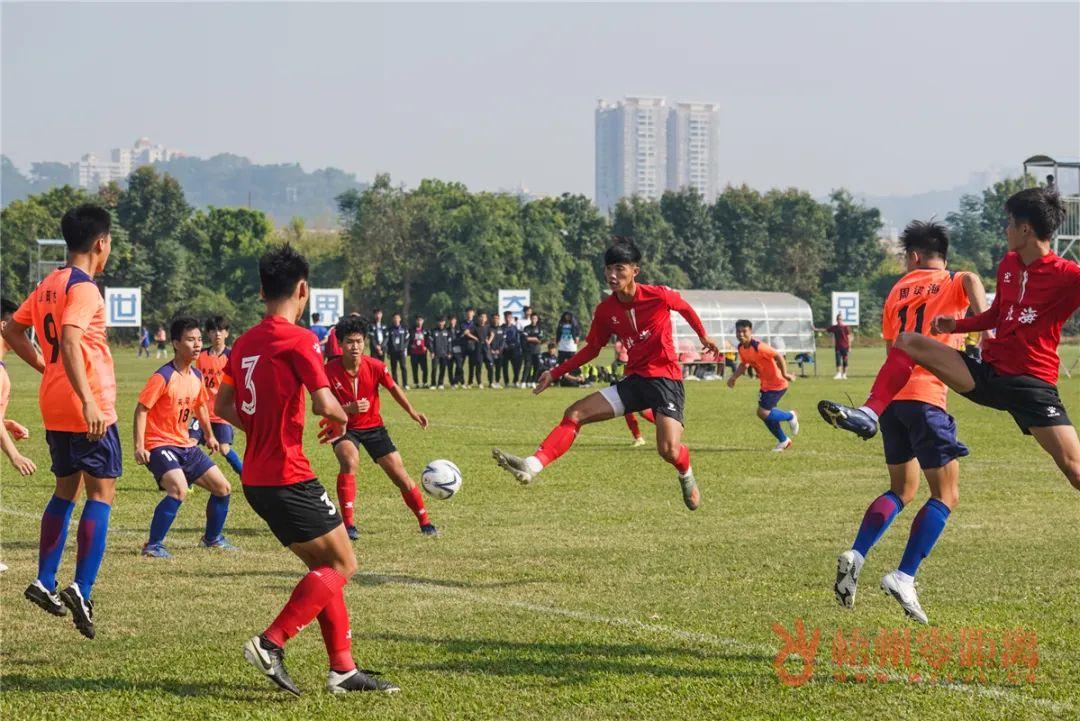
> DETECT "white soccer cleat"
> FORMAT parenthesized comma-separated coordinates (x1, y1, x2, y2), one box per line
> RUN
(833, 372, 844, 379)
(881, 571, 929, 624)
(771, 439, 793, 453)
(788, 410, 800, 437)
(632, 436, 647, 447)
(491, 448, 536, 485)
(834, 549, 864, 608)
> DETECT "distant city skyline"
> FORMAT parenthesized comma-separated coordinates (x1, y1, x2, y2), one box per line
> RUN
(2, 3, 1077, 200)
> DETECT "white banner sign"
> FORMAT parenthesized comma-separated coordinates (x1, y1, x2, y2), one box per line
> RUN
(498, 289, 531, 322)
(310, 288, 344, 325)
(104, 287, 142, 328)
(831, 291, 860, 326)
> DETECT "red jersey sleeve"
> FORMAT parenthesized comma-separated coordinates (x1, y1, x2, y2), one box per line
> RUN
(551, 306, 608, 379)
(137, 373, 167, 409)
(953, 284, 1001, 333)
(662, 287, 707, 337)
(62, 282, 100, 330)
(290, 336, 330, 392)
(375, 359, 395, 390)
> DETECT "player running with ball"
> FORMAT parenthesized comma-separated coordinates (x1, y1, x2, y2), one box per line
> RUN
(492, 238, 720, 510)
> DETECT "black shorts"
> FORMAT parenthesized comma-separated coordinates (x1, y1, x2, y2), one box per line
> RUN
(243, 479, 342, 546)
(332, 426, 397, 462)
(959, 352, 1072, 434)
(604, 374, 686, 424)
(835, 348, 849, 365)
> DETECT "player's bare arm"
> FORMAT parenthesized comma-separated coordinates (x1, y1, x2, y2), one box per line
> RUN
(133, 404, 151, 465)
(1, 319, 46, 374)
(775, 354, 795, 382)
(214, 382, 245, 429)
(388, 384, 428, 429)
(61, 324, 105, 440)
(310, 387, 347, 426)
(0, 377, 35, 476)
(727, 363, 747, 388)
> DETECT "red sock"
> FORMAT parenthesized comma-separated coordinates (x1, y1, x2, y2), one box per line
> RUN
(401, 484, 429, 526)
(534, 417, 581, 467)
(640, 408, 656, 424)
(336, 473, 356, 527)
(624, 413, 641, 438)
(317, 589, 356, 672)
(670, 445, 691, 475)
(264, 566, 347, 648)
(865, 348, 916, 416)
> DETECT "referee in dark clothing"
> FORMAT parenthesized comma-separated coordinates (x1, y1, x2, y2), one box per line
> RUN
(522, 313, 545, 387)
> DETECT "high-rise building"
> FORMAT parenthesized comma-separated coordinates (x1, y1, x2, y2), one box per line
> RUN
(77, 137, 185, 188)
(595, 96, 720, 214)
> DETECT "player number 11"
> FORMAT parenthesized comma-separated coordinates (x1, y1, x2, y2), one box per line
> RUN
(897, 303, 926, 335)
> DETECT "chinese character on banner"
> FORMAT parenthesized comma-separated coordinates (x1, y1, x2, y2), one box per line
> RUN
(104, 287, 142, 328)
(832, 292, 860, 326)
(310, 288, 344, 325)
(498, 289, 531, 320)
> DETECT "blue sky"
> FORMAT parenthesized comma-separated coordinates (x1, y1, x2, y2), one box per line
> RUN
(2, 2, 1077, 197)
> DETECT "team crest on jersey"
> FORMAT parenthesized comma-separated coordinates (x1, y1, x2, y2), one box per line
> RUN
(1003, 272, 1013, 284)
(1018, 307, 1038, 325)
(1005, 306, 1014, 322)
(611, 315, 619, 325)
(313, 342, 322, 355)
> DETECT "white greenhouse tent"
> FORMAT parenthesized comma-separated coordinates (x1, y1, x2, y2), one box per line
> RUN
(669, 290, 816, 358)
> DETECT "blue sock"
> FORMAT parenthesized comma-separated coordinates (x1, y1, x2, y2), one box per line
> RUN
(74, 500, 111, 600)
(852, 490, 904, 557)
(204, 494, 230, 541)
(224, 449, 243, 474)
(765, 407, 794, 423)
(148, 495, 182, 546)
(764, 419, 788, 442)
(898, 498, 951, 577)
(38, 495, 75, 590)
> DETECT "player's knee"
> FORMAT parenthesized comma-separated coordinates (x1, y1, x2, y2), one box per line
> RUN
(657, 441, 679, 463)
(213, 479, 232, 497)
(168, 485, 188, 502)
(932, 487, 958, 509)
(563, 408, 583, 425)
(756, 407, 770, 421)
(335, 553, 359, 578)
(894, 332, 923, 352)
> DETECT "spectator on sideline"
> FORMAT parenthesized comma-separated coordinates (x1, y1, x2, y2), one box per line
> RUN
(490, 313, 506, 388)
(409, 314, 429, 388)
(476, 311, 494, 388)
(368, 308, 388, 361)
(154, 324, 168, 358)
(310, 312, 329, 350)
(517, 306, 532, 331)
(430, 316, 453, 389)
(522, 312, 545, 387)
(502, 310, 523, 387)
(822, 313, 852, 379)
(138, 326, 151, 358)
(555, 311, 580, 365)
(449, 314, 466, 388)
(387, 312, 410, 388)
(538, 341, 559, 376)
(460, 307, 480, 388)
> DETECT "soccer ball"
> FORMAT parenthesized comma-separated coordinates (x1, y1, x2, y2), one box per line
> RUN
(421, 459, 462, 500)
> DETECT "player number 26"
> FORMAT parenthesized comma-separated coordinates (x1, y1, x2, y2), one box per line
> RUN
(240, 355, 261, 415)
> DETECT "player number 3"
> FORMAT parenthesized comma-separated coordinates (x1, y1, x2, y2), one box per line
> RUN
(240, 355, 260, 415)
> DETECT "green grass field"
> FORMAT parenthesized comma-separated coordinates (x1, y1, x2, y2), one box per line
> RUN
(2, 347, 1079, 720)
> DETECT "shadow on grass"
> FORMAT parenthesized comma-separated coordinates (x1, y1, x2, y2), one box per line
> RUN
(0, 673, 270, 702)
(364, 632, 768, 684)
(356, 572, 537, 591)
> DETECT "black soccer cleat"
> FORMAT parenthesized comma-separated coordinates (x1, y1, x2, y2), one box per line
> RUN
(327, 668, 401, 694)
(817, 400, 878, 440)
(243, 634, 301, 696)
(25, 580, 68, 617)
(420, 523, 439, 537)
(346, 525, 360, 541)
(58, 583, 95, 639)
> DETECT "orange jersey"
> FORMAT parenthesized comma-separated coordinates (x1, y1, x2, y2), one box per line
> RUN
(196, 347, 231, 423)
(137, 362, 208, 450)
(738, 339, 788, 392)
(12, 266, 116, 432)
(882, 268, 972, 408)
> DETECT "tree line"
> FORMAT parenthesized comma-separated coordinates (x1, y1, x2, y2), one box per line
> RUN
(1, 166, 1042, 338)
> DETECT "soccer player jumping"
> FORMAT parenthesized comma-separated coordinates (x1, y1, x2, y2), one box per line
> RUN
(492, 239, 720, 510)
(820, 186, 1080, 491)
(830, 221, 988, 624)
(215, 244, 398, 696)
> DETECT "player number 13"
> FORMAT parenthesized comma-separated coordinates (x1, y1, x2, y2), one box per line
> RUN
(240, 355, 260, 415)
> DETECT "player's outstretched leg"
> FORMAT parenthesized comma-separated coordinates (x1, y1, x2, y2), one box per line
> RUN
(493, 390, 615, 485)
(654, 414, 699, 511)
(819, 333, 975, 440)
(195, 467, 238, 550)
(377, 452, 437, 536)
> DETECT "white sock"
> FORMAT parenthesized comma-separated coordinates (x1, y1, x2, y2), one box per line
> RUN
(895, 570, 915, 586)
(850, 549, 865, 564)
(524, 456, 544, 474)
(679, 465, 693, 480)
(857, 406, 879, 423)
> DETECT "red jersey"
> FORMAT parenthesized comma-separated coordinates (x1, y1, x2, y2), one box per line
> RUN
(552, 284, 706, 381)
(222, 316, 329, 487)
(195, 347, 231, 424)
(325, 356, 394, 430)
(324, 329, 342, 360)
(137, 362, 207, 451)
(954, 252, 1080, 385)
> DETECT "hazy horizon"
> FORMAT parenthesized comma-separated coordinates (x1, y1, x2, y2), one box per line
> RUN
(3, 2, 1078, 199)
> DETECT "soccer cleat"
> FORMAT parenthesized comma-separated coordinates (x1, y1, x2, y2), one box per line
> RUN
(0, 561, 8, 573)
(771, 439, 793, 453)
(200, 535, 240, 551)
(833, 372, 844, 380)
(141, 542, 173, 559)
(817, 400, 878, 440)
(346, 525, 360, 541)
(788, 410, 800, 437)
(881, 571, 929, 624)
(491, 448, 536, 485)
(59, 583, 95, 639)
(834, 550, 864, 608)
(24, 579, 67, 617)
(678, 470, 700, 511)
(327, 668, 400, 694)
(420, 523, 440, 537)
(632, 436, 647, 447)
(243, 634, 301, 696)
